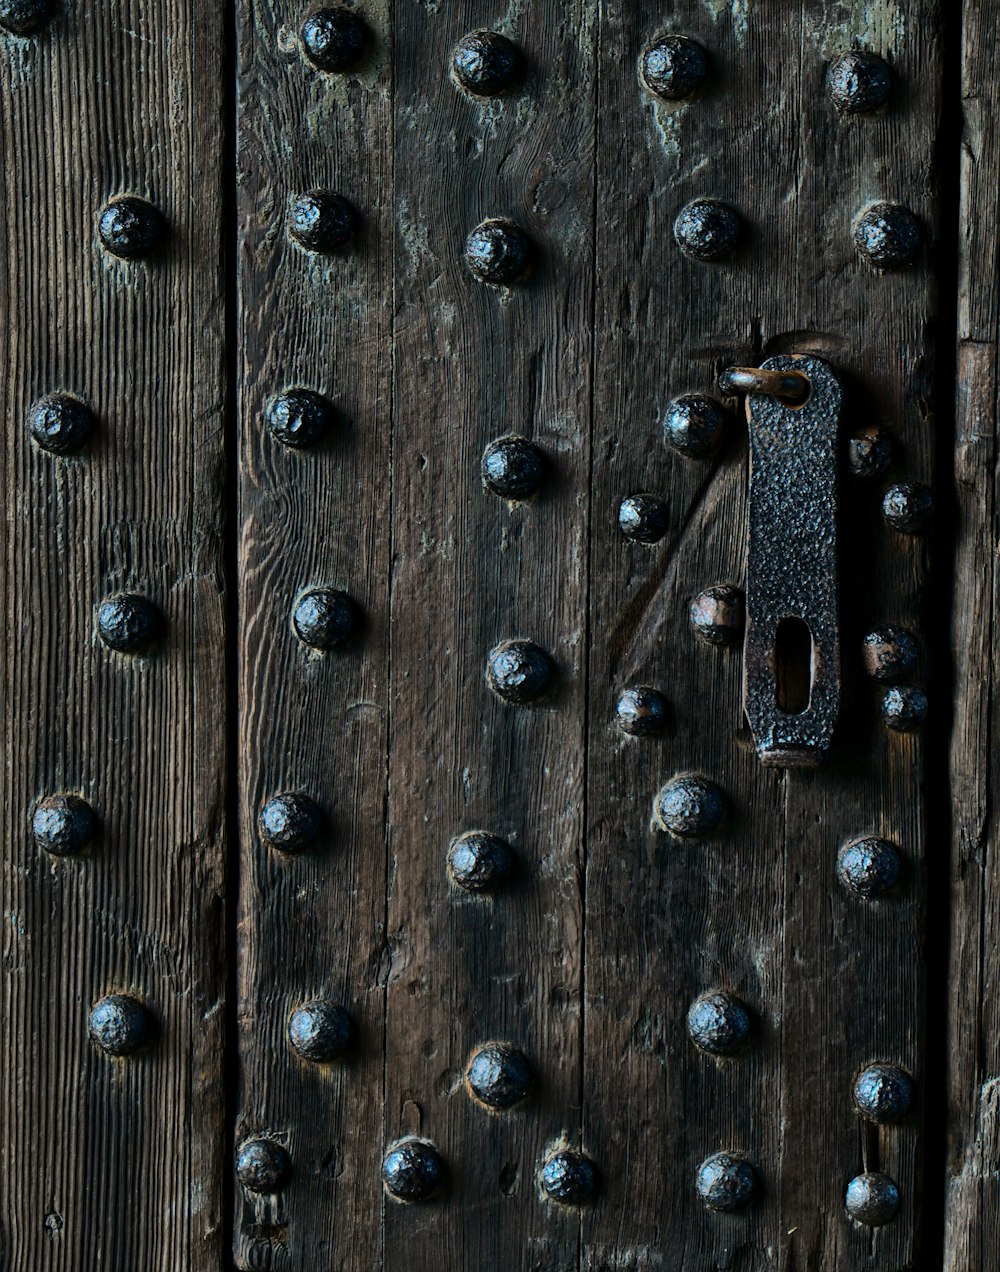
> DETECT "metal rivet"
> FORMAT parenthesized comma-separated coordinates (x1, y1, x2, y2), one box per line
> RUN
(640, 34, 708, 101)
(854, 203, 921, 271)
(540, 1150, 598, 1204)
(845, 1172, 900, 1226)
(617, 493, 668, 544)
(96, 593, 161, 654)
(487, 639, 555, 704)
(266, 388, 337, 449)
(237, 1138, 291, 1194)
(288, 1000, 354, 1062)
(615, 685, 669, 737)
(673, 199, 742, 261)
(482, 436, 545, 499)
(288, 191, 356, 253)
(686, 991, 752, 1056)
(28, 394, 95, 456)
(836, 836, 901, 898)
(301, 6, 369, 72)
(882, 481, 932, 533)
(827, 51, 891, 113)
(452, 30, 522, 96)
(0, 0, 53, 35)
(32, 794, 98, 857)
(881, 685, 928, 731)
(98, 197, 166, 260)
(689, 584, 745, 645)
(465, 219, 532, 285)
(447, 830, 516, 893)
(465, 1042, 533, 1110)
(653, 773, 725, 838)
(847, 426, 893, 479)
(88, 994, 154, 1056)
(381, 1138, 444, 1202)
(663, 393, 728, 458)
(853, 1063, 913, 1123)
(695, 1152, 757, 1211)
(862, 624, 918, 683)
(258, 792, 324, 854)
(292, 588, 358, 649)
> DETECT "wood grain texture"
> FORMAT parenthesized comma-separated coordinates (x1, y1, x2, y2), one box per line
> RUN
(0, 0, 227, 1268)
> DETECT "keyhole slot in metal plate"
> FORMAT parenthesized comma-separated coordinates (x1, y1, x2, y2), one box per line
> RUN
(774, 616, 813, 715)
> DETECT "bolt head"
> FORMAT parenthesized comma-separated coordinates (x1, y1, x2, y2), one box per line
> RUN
(98, 197, 166, 260)
(615, 685, 669, 737)
(673, 198, 742, 261)
(828, 51, 891, 113)
(32, 794, 98, 857)
(689, 584, 745, 645)
(686, 991, 752, 1056)
(641, 34, 708, 101)
(292, 588, 358, 649)
(540, 1150, 597, 1204)
(288, 191, 356, 253)
(452, 30, 522, 96)
(695, 1152, 757, 1211)
(0, 0, 53, 34)
(847, 426, 893, 478)
(837, 836, 901, 898)
(301, 6, 369, 71)
(382, 1139, 444, 1202)
(466, 1042, 533, 1110)
(486, 639, 555, 704)
(88, 994, 153, 1056)
(617, 493, 668, 544)
(663, 394, 727, 459)
(465, 219, 532, 285)
(882, 481, 932, 534)
(845, 1171, 900, 1226)
(237, 1138, 291, 1193)
(654, 773, 725, 838)
(258, 792, 324, 853)
(288, 1000, 354, 1062)
(28, 394, 95, 455)
(854, 202, 921, 271)
(266, 388, 336, 448)
(881, 684, 928, 731)
(862, 624, 918, 683)
(96, 594, 161, 654)
(481, 436, 545, 499)
(447, 831, 516, 893)
(853, 1063, 913, 1123)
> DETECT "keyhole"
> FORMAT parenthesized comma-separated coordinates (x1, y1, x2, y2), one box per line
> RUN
(774, 617, 813, 714)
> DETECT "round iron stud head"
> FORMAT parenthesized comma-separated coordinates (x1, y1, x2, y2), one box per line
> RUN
(266, 388, 336, 449)
(881, 684, 928, 732)
(663, 393, 728, 459)
(0, 0, 53, 34)
(615, 685, 669, 738)
(862, 624, 918, 683)
(854, 202, 921, 271)
(258, 792, 324, 854)
(640, 34, 708, 101)
(452, 29, 522, 96)
(882, 481, 933, 534)
(288, 191, 356, 253)
(540, 1150, 598, 1205)
(617, 493, 668, 544)
(465, 219, 532, 285)
(292, 588, 358, 650)
(695, 1152, 757, 1211)
(237, 1138, 291, 1194)
(32, 794, 97, 857)
(381, 1139, 444, 1202)
(853, 1063, 913, 1123)
(88, 994, 153, 1057)
(447, 830, 516, 893)
(28, 394, 94, 455)
(686, 991, 752, 1057)
(288, 1000, 354, 1062)
(481, 436, 545, 499)
(301, 6, 369, 71)
(487, 639, 555, 704)
(653, 773, 725, 838)
(848, 426, 893, 479)
(828, 51, 891, 113)
(466, 1042, 533, 1110)
(673, 198, 742, 261)
(96, 594, 161, 654)
(98, 197, 166, 260)
(845, 1171, 900, 1226)
(689, 584, 745, 645)
(836, 836, 901, 898)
